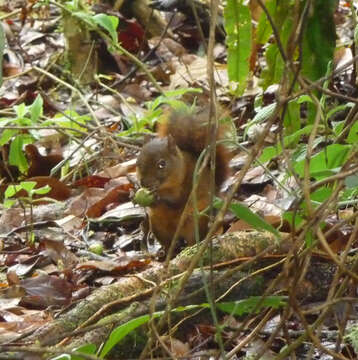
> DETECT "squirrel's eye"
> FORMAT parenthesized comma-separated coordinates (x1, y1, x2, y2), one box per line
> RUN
(157, 159, 166, 169)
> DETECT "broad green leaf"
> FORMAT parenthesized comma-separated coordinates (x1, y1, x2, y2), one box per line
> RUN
(29, 95, 43, 123)
(332, 121, 344, 137)
(261, 4, 293, 89)
(294, 144, 351, 180)
(50, 343, 96, 360)
(229, 202, 280, 237)
(9, 136, 28, 173)
(297, 95, 314, 104)
(284, 99, 300, 135)
(326, 103, 354, 121)
(256, 0, 274, 44)
(100, 312, 163, 358)
(45, 110, 90, 136)
(73, 11, 95, 26)
(283, 211, 303, 229)
(163, 88, 202, 98)
(347, 121, 358, 144)
(0, 129, 17, 145)
(32, 185, 51, 195)
(301, 0, 336, 81)
(4, 199, 16, 209)
(74, 344, 96, 355)
(14, 103, 27, 118)
(93, 14, 119, 45)
(310, 187, 332, 203)
(20, 181, 37, 194)
(4, 184, 22, 198)
(224, 0, 251, 94)
(259, 125, 314, 163)
(217, 296, 286, 316)
(259, 145, 281, 163)
(305, 230, 314, 247)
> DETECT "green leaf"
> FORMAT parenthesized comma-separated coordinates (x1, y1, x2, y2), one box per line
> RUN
(20, 181, 37, 194)
(100, 312, 163, 358)
(45, 110, 90, 136)
(258, 125, 314, 163)
(229, 202, 280, 237)
(4, 199, 16, 209)
(297, 95, 314, 104)
(32, 185, 51, 195)
(0, 129, 17, 145)
(148, 88, 202, 111)
(224, 0, 251, 94)
(256, 0, 274, 44)
(347, 121, 358, 144)
(93, 13, 119, 45)
(284, 99, 300, 135)
(9, 136, 29, 173)
(14, 103, 27, 118)
(29, 95, 43, 123)
(4, 184, 22, 198)
(71, 344, 97, 359)
(305, 230, 315, 247)
(310, 186, 332, 203)
(259, 145, 281, 163)
(50, 344, 96, 360)
(294, 144, 351, 180)
(217, 296, 286, 316)
(327, 103, 354, 121)
(301, 0, 336, 81)
(73, 11, 95, 26)
(283, 211, 303, 229)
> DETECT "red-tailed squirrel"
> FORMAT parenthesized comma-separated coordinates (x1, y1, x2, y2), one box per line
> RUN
(136, 106, 231, 250)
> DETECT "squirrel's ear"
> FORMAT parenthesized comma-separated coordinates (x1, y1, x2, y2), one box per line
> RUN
(167, 135, 177, 151)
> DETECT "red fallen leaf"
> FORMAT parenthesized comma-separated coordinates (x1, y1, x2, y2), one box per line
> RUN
(196, 324, 216, 336)
(0, 97, 16, 108)
(20, 274, 73, 308)
(73, 175, 111, 189)
(85, 185, 132, 218)
(118, 18, 147, 53)
(25, 144, 63, 177)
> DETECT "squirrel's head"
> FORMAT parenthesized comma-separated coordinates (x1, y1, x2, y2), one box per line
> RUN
(136, 135, 183, 192)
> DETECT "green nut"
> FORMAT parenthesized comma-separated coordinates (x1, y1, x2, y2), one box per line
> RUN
(134, 187, 155, 206)
(89, 242, 103, 255)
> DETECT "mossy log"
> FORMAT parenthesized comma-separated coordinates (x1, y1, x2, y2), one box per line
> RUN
(25, 231, 336, 350)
